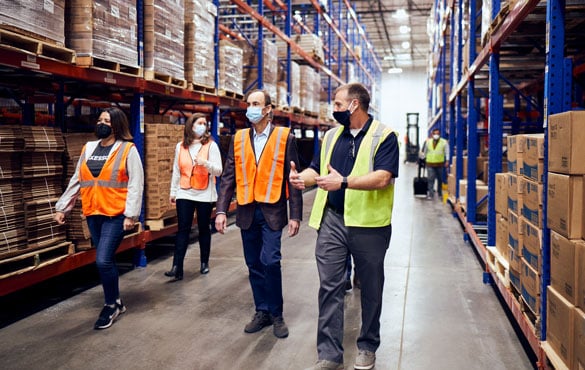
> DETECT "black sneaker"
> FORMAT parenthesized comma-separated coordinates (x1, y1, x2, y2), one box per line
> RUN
(116, 299, 126, 314)
(244, 311, 272, 333)
(272, 315, 289, 338)
(94, 304, 120, 330)
(345, 279, 353, 293)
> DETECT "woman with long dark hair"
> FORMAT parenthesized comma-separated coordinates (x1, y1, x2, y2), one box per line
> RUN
(55, 107, 144, 329)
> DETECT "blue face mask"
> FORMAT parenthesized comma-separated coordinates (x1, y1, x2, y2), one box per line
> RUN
(246, 106, 265, 124)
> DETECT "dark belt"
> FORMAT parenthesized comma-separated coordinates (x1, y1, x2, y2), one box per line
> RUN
(326, 202, 344, 215)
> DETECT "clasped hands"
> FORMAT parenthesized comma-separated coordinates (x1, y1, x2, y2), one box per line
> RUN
(289, 161, 343, 191)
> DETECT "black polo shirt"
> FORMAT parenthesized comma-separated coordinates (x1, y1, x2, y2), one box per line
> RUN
(309, 116, 400, 213)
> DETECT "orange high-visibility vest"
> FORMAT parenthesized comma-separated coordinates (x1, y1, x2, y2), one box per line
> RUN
(179, 142, 211, 190)
(233, 126, 290, 205)
(79, 142, 132, 216)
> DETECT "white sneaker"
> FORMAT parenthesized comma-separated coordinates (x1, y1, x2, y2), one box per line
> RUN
(354, 349, 375, 369)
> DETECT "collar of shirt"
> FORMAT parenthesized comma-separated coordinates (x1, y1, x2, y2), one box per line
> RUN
(253, 122, 271, 162)
(342, 115, 373, 138)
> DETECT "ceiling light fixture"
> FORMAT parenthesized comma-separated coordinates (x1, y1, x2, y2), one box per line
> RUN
(392, 9, 409, 19)
(399, 25, 410, 34)
(402, 41, 410, 49)
(383, 55, 394, 60)
(388, 67, 403, 74)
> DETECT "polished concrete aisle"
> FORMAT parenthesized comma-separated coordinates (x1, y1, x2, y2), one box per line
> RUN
(0, 162, 534, 370)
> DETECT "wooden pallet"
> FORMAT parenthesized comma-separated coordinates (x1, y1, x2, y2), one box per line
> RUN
(292, 106, 303, 114)
(541, 341, 570, 370)
(145, 70, 188, 88)
(276, 106, 292, 112)
(217, 88, 243, 100)
(145, 214, 178, 231)
(0, 241, 74, 279)
(191, 83, 216, 95)
(0, 29, 75, 63)
(486, 246, 510, 288)
(76, 56, 142, 76)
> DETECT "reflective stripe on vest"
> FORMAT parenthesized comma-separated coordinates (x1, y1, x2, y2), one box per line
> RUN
(425, 138, 447, 163)
(79, 141, 132, 216)
(179, 142, 211, 190)
(309, 120, 396, 229)
(233, 126, 290, 205)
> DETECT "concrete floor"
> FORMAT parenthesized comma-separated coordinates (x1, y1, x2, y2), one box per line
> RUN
(0, 162, 535, 370)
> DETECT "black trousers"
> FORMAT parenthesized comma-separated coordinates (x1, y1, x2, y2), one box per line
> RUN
(173, 199, 213, 275)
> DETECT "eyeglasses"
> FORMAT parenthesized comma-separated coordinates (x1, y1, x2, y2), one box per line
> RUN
(349, 138, 355, 159)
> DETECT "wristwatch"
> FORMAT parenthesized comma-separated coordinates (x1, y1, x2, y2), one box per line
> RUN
(341, 176, 348, 190)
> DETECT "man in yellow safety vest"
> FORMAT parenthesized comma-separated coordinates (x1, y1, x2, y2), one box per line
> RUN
(422, 128, 450, 199)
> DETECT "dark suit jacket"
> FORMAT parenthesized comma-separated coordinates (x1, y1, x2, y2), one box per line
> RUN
(216, 125, 303, 231)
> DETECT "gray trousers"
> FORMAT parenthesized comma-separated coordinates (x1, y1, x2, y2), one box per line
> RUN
(315, 208, 392, 364)
(427, 165, 444, 196)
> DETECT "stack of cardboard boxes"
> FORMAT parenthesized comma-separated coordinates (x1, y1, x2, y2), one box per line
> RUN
(545, 111, 585, 369)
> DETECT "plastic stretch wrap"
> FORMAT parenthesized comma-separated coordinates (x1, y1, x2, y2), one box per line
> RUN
(219, 40, 243, 95)
(67, 0, 138, 67)
(0, 0, 65, 45)
(233, 39, 278, 101)
(144, 0, 184, 78)
(185, 0, 216, 87)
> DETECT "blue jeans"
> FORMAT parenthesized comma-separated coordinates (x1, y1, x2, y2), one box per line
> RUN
(240, 207, 284, 317)
(173, 199, 213, 275)
(86, 215, 126, 305)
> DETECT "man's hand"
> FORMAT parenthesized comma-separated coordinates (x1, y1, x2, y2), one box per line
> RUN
(288, 219, 300, 237)
(315, 164, 344, 191)
(123, 217, 136, 231)
(289, 161, 305, 190)
(169, 196, 176, 205)
(215, 213, 227, 234)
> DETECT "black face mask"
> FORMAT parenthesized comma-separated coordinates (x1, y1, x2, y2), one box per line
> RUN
(95, 124, 112, 139)
(332, 101, 355, 127)
(333, 110, 351, 126)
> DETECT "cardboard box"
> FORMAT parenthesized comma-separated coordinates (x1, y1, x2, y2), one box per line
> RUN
(549, 110, 585, 174)
(507, 135, 525, 176)
(520, 217, 542, 273)
(509, 245, 521, 272)
(510, 266, 521, 291)
(508, 210, 523, 251)
(507, 173, 524, 213)
(574, 307, 585, 370)
(520, 177, 543, 227)
(496, 213, 508, 258)
(551, 231, 578, 305)
(523, 133, 545, 162)
(547, 173, 584, 239)
(547, 286, 574, 369)
(459, 180, 488, 215)
(447, 173, 456, 201)
(576, 242, 585, 310)
(521, 258, 540, 315)
(523, 158, 544, 184)
(495, 173, 508, 215)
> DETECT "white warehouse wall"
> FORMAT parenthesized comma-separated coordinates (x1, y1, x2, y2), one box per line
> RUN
(378, 68, 429, 145)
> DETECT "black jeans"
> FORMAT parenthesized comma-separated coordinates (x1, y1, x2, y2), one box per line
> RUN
(173, 199, 213, 275)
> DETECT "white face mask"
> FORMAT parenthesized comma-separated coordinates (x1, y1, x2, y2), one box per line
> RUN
(433, 134, 440, 140)
(194, 124, 207, 137)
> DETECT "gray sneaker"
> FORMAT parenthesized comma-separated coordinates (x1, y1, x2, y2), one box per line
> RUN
(305, 360, 344, 370)
(354, 350, 375, 369)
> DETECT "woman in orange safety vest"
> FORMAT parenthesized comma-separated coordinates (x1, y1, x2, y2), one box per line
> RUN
(55, 107, 144, 330)
(165, 113, 223, 281)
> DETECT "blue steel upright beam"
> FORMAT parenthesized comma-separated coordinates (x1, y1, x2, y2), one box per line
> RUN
(466, 0, 478, 223)
(257, 0, 264, 88)
(541, 0, 566, 344)
(448, 1, 456, 176)
(455, 0, 466, 205)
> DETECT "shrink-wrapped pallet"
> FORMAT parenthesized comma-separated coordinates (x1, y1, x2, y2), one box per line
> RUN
(232, 39, 278, 102)
(218, 40, 243, 96)
(66, 0, 138, 68)
(0, 0, 65, 45)
(300, 65, 315, 113)
(276, 61, 300, 109)
(185, 0, 216, 88)
(144, 0, 185, 80)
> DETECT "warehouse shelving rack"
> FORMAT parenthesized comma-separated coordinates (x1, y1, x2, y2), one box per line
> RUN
(0, 0, 381, 297)
(428, 0, 585, 368)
